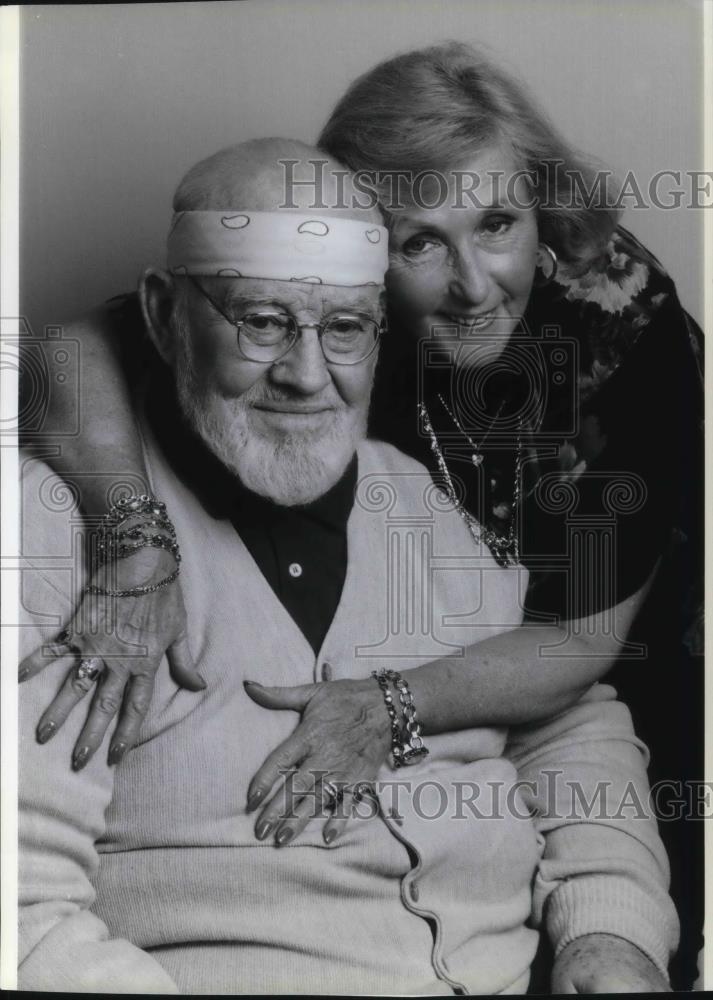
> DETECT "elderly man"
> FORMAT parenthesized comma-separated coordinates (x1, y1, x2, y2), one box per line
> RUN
(18, 139, 677, 994)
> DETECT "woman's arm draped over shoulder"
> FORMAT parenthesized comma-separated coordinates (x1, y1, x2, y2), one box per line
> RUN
(21, 295, 150, 512)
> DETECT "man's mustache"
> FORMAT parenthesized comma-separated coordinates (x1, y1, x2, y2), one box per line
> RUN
(243, 384, 345, 410)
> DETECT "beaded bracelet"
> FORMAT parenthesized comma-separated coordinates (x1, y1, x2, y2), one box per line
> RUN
(102, 494, 171, 526)
(371, 669, 429, 768)
(85, 493, 181, 597)
(98, 526, 181, 566)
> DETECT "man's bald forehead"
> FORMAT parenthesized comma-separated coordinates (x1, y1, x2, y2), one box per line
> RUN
(173, 137, 381, 224)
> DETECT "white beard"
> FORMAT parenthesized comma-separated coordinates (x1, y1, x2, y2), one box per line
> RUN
(173, 323, 369, 506)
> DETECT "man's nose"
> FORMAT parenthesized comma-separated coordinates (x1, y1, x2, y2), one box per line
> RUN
(268, 327, 332, 395)
(449, 245, 490, 305)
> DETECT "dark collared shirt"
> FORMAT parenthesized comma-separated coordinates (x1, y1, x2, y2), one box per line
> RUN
(231, 458, 357, 655)
(144, 367, 356, 656)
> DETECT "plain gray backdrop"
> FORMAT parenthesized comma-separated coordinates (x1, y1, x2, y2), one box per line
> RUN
(21, 0, 705, 332)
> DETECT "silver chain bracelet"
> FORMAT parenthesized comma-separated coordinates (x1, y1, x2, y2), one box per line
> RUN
(371, 669, 429, 768)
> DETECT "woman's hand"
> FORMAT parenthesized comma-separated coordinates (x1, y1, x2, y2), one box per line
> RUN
(244, 677, 391, 846)
(18, 546, 205, 769)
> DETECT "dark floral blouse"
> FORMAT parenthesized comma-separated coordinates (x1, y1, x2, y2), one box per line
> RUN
(371, 226, 704, 654)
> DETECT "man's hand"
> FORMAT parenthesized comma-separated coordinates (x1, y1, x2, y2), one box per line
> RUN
(551, 934, 670, 993)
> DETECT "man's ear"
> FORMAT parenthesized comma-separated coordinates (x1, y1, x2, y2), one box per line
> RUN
(139, 267, 181, 366)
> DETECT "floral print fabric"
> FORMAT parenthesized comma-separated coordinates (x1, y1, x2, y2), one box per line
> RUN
(374, 227, 703, 649)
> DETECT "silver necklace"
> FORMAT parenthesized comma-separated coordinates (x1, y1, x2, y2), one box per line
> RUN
(418, 399, 522, 566)
(436, 393, 505, 468)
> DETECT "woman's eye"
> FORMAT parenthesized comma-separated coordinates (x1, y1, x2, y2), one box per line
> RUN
(401, 235, 442, 256)
(482, 215, 514, 236)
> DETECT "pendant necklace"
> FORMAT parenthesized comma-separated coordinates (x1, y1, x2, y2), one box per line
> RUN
(418, 397, 522, 566)
(436, 393, 505, 467)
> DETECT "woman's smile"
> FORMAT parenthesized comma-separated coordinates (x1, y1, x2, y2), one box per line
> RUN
(441, 311, 496, 330)
(386, 144, 539, 366)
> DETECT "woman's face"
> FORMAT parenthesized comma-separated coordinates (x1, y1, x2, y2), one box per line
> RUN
(386, 145, 539, 370)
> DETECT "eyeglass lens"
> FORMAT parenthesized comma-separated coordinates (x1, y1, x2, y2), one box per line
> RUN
(239, 313, 379, 364)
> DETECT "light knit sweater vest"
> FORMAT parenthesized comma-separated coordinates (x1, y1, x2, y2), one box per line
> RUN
(94, 432, 534, 994)
(18, 436, 678, 994)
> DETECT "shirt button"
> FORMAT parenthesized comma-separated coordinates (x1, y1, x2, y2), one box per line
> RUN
(288, 562, 303, 578)
(410, 881, 420, 903)
(321, 661, 333, 681)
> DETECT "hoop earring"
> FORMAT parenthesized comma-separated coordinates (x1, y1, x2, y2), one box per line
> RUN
(534, 244, 558, 287)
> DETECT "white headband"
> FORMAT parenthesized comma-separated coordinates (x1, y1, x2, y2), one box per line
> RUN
(166, 210, 388, 286)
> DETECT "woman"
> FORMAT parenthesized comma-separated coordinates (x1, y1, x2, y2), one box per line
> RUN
(21, 42, 703, 986)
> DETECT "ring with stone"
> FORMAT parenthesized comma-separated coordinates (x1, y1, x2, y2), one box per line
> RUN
(75, 657, 104, 683)
(322, 780, 345, 809)
(351, 781, 376, 803)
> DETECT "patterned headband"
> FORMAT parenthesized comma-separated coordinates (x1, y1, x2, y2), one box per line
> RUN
(166, 210, 388, 287)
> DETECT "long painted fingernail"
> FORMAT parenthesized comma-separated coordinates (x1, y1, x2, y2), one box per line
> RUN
(324, 829, 337, 845)
(196, 674, 208, 690)
(72, 747, 91, 771)
(36, 721, 57, 745)
(255, 820, 273, 841)
(247, 789, 264, 812)
(18, 667, 30, 682)
(276, 827, 293, 846)
(108, 742, 127, 765)
(243, 680, 263, 689)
